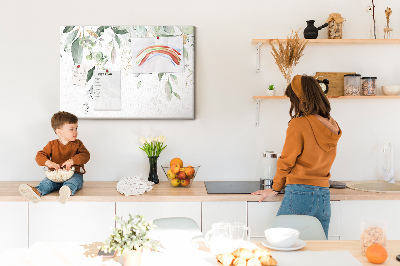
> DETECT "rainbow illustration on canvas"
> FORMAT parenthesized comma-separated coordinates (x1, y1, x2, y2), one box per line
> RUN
(135, 45, 182, 67)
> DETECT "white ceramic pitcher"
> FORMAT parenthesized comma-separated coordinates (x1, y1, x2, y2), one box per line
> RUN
(205, 221, 233, 255)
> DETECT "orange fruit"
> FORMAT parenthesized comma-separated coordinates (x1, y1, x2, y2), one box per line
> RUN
(170, 158, 183, 168)
(365, 244, 388, 264)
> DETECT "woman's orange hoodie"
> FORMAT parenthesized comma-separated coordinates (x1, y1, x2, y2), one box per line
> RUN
(272, 115, 342, 191)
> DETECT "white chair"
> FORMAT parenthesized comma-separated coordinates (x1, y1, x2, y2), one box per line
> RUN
(269, 215, 327, 240)
(152, 217, 204, 247)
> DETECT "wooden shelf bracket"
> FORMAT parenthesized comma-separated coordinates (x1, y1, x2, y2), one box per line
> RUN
(255, 42, 262, 73)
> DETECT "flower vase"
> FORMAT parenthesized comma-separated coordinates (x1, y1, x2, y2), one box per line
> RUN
(148, 156, 159, 184)
(120, 250, 142, 266)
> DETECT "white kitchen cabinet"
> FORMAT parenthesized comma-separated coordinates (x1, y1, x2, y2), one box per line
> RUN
(328, 201, 340, 240)
(0, 202, 28, 252)
(116, 202, 201, 230)
(247, 201, 281, 239)
(340, 200, 400, 240)
(202, 201, 247, 233)
(29, 202, 115, 246)
(248, 201, 341, 240)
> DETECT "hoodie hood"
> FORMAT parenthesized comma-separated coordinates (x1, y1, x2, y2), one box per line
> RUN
(305, 115, 342, 152)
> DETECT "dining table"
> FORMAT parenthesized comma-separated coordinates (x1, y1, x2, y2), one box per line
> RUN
(2, 240, 400, 265)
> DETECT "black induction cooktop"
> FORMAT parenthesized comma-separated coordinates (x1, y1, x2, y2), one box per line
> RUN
(205, 181, 264, 194)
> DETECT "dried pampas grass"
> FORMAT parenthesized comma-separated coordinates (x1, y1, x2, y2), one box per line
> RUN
(269, 30, 308, 85)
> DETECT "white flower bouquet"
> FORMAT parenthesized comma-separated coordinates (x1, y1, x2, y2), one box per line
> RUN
(139, 135, 167, 157)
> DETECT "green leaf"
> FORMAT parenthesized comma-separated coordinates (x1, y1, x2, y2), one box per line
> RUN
(86, 66, 95, 82)
(158, 73, 164, 81)
(71, 38, 83, 64)
(111, 45, 116, 64)
(173, 92, 181, 100)
(183, 48, 188, 60)
(64, 30, 78, 49)
(95, 26, 109, 37)
(170, 74, 178, 85)
(115, 35, 121, 47)
(63, 26, 75, 33)
(137, 81, 142, 89)
(165, 81, 172, 101)
(179, 26, 194, 35)
(112, 27, 128, 35)
(163, 26, 175, 36)
(134, 26, 147, 38)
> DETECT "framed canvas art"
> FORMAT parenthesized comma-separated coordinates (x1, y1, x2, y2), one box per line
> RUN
(60, 26, 195, 119)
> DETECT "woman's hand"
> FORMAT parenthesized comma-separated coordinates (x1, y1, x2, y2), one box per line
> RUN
(251, 188, 279, 202)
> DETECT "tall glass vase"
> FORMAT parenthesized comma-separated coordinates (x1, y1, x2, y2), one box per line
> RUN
(148, 156, 159, 184)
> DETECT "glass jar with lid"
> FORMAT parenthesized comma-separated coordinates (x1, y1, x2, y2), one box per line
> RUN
(362, 77, 377, 96)
(344, 74, 361, 96)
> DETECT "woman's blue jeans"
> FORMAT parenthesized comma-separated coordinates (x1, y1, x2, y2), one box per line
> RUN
(35, 173, 84, 196)
(277, 184, 331, 239)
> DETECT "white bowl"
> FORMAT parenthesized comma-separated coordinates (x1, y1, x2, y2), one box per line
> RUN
(264, 227, 300, 248)
(382, 85, 400, 96)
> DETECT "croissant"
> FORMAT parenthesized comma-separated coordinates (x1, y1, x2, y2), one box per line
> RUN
(232, 257, 246, 266)
(247, 258, 262, 266)
(216, 253, 235, 266)
(232, 248, 254, 260)
(259, 255, 277, 266)
(252, 248, 271, 259)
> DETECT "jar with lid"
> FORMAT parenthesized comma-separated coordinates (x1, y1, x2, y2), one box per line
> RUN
(362, 77, 377, 96)
(261, 151, 279, 187)
(360, 219, 387, 254)
(344, 74, 361, 96)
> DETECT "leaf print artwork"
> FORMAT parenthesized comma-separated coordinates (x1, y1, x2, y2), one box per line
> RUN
(60, 26, 194, 119)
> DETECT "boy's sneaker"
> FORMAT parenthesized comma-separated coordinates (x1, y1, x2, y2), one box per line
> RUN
(58, 186, 71, 204)
(19, 184, 41, 203)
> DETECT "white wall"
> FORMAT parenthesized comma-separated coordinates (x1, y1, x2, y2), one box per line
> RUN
(1, 0, 400, 183)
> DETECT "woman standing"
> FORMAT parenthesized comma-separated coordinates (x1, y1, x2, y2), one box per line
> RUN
(252, 75, 342, 238)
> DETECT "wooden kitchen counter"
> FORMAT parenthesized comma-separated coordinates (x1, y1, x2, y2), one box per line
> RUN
(2, 181, 400, 202)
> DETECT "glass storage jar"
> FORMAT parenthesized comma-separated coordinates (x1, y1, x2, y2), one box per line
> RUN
(344, 74, 361, 96)
(360, 219, 387, 254)
(362, 77, 377, 96)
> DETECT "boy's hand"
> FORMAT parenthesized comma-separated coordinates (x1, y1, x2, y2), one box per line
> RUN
(61, 159, 74, 171)
(45, 160, 60, 170)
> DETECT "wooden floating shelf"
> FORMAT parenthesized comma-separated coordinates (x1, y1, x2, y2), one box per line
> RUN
(253, 96, 400, 99)
(251, 39, 400, 45)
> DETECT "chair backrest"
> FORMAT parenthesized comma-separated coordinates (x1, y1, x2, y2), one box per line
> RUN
(269, 215, 327, 240)
(152, 217, 202, 237)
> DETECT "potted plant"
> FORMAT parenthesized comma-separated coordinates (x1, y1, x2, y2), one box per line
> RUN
(267, 84, 276, 96)
(101, 214, 159, 266)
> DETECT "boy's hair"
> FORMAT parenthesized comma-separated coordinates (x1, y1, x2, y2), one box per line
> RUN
(51, 111, 78, 131)
(285, 75, 331, 121)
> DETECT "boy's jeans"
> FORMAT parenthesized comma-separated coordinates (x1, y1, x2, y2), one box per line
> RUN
(276, 184, 331, 239)
(36, 173, 84, 196)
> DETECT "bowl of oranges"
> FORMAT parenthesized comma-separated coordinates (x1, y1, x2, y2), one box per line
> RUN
(161, 158, 200, 188)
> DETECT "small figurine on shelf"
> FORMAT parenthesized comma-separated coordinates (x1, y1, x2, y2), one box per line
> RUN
(384, 7, 393, 39)
(326, 13, 345, 39)
(266, 84, 276, 96)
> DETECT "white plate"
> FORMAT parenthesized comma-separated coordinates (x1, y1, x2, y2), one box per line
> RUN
(262, 239, 306, 251)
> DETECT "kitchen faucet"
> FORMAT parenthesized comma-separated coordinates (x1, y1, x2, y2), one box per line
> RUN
(383, 142, 395, 183)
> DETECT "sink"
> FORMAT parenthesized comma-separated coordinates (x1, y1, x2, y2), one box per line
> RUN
(346, 181, 400, 193)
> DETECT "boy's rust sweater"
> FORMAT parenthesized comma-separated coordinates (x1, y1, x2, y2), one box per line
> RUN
(272, 115, 342, 192)
(36, 139, 90, 174)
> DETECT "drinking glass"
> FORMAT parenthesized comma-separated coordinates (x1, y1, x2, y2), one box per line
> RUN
(229, 222, 251, 249)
